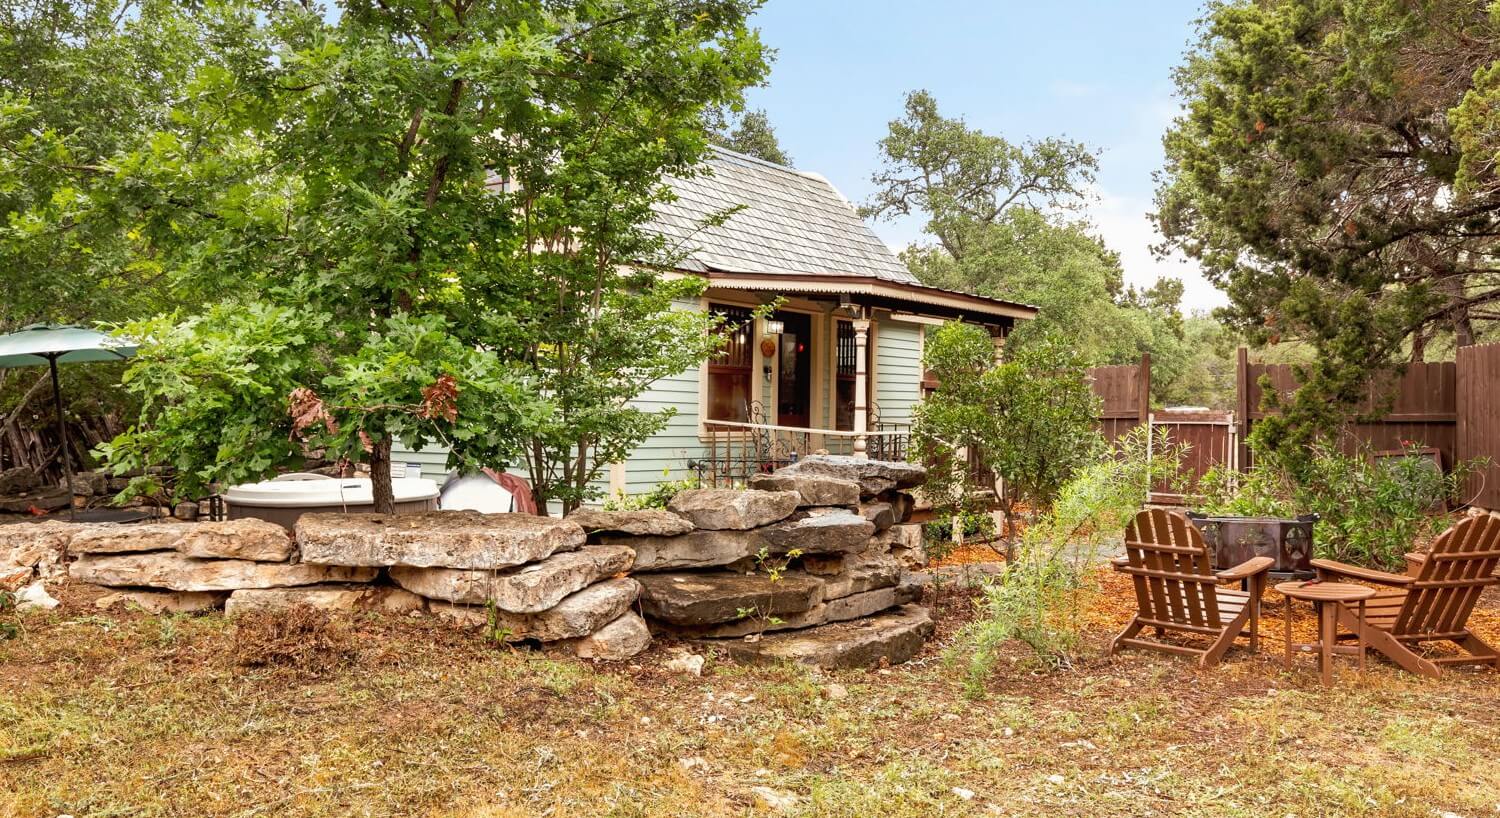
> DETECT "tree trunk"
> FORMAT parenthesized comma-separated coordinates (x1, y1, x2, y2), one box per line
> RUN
(369, 435, 395, 514)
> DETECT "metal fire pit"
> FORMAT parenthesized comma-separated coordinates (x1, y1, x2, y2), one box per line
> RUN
(1185, 513, 1318, 581)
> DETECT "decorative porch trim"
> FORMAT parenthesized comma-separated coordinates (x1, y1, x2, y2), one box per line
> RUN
(699, 272, 1039, 321)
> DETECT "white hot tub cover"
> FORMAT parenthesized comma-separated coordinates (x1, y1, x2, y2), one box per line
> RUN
(224, 475, 439, 509)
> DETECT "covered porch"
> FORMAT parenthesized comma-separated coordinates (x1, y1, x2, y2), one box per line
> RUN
(685, 272, 1033, 487)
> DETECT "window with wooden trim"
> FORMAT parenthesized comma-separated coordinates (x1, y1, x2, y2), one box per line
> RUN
(706, 304, 754, 423)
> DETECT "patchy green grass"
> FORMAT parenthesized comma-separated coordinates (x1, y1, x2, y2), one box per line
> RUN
(2, 583, 1499, 817)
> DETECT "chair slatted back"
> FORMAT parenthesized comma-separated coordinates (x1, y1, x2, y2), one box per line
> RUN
(1120, 509, 1221, 631)
(1395, 513, 1500, 638)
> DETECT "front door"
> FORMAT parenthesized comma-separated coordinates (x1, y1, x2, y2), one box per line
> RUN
(775, 311, 812, 428)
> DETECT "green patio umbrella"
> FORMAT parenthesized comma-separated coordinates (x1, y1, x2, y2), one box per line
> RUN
(0, 324, 137, 517)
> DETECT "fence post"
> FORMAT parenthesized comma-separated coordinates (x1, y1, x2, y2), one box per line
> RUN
(1235, 346, 1250, 472)
(1138, 353, 1151, 434)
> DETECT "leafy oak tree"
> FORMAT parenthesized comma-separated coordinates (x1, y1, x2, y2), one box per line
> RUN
(0, 2, 216, 443)
(707, 107, 791, 165)
(1155, 0, 1500, 462)
(862, 90, 1098, 260)
(870, 91, 1192, 400)
(75, 0, 769, 512)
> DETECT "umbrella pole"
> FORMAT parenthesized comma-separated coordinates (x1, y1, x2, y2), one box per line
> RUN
(48, 356, 75, 521)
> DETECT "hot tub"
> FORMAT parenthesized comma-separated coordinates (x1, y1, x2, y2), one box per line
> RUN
(224, 474, 439, 529)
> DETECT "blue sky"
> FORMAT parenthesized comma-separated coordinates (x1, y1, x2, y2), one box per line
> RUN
(739, 0, 1226, 312)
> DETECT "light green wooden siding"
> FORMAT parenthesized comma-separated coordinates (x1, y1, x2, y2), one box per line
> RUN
(393, 307, 930, 508)
(390, 442, 453, 480)
(614, 365, 703, 496)
(875, 317, 922, 427)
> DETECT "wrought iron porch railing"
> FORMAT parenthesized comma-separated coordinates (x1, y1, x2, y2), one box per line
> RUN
(690, 419, 912, 488)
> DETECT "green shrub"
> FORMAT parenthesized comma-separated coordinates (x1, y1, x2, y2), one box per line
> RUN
(951, 426, 1183, 692)
(602, 475, 703, 511)
(1192, 442, 1483, 570)
(913, 325, 1103, 560)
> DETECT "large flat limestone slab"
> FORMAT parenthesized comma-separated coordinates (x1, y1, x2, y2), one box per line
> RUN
(175, 519, 295, 561)
(637, 571, 824, 626)
(667, 489, 798, 530)
(225, 584, 427, 616)
(758, 509, 875, 554)
(296, 510, 584, 570)
(70, 552, 377, 592)
(67, 519, 293, 561)
(603, 528, 765, 572)
(388, 545, 634, 612)
(695, 604, 935, 669)
(748, 473, 860, 507)
(565, 509, 694, 537)
(556, 611, 653, 660)
(434, 577, 640, 643)
(774, 456, 925, 497)
(93, 589, 229, 614)
(672, 580, 922, 639)
(813, 553, 904, 600)
(67, 522, 196, 555)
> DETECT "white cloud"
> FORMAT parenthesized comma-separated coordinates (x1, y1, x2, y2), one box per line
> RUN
(1085, 187, 1227, 314)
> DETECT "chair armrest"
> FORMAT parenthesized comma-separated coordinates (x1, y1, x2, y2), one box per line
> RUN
(1310, 558, 1413, 586)
(1216, 556, 1275, 583)
(1110, 556, 1129, 569)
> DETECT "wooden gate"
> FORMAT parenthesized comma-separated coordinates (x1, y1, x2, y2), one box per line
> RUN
(1147, 409, 1236, 505)
(1458, 343, 1500, 510)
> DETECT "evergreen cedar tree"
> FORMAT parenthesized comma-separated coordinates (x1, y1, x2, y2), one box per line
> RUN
(1154, 0, 1500, 465)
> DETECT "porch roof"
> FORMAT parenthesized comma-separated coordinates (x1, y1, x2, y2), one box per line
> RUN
(656, 147, 1037, 323)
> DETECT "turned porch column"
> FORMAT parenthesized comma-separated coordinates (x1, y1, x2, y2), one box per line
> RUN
(853, 318, 870, 459)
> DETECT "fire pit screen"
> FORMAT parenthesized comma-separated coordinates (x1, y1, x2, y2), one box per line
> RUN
(1185, 513, 1318, 581)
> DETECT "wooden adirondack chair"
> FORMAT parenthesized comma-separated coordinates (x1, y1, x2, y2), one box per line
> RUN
(1110, 508, 1275, 667)
(1312, 512, 1500, 678)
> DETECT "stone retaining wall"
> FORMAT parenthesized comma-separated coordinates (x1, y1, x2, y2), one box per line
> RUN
(1, 457, 933, 668)
(578, 456, 936, 668)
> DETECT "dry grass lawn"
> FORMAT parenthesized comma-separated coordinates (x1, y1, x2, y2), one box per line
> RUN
(3, 571, 1499, 818)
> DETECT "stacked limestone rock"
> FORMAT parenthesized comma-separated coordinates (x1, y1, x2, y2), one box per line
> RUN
(295, 511, 651, 660)
(57, 518, 404, 614)
(571, 456, 935, 669)
(6, 510, 649, 660)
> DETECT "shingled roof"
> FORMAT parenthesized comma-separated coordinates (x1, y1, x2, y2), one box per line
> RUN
(653, 147, 919, 283)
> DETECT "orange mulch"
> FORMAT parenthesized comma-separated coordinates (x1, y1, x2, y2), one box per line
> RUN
(1082, 568, 1500, 656)
(933, 541, 1008, 565)
(923, 546, 1500, 659)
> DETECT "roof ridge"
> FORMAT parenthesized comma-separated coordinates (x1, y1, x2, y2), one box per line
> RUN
(708, 144, 806, 176)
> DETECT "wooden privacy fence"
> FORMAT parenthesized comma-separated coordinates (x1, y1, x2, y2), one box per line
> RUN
(1235, 348, 1458, 474)
(1088, 344, 1500, 510)
(1458, 344, 1500, 510)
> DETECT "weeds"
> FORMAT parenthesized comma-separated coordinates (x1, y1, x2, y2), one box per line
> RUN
(733, 546, 803, 637)
(231, 605, 355, 672)
(951, 427, 1183, 692)
(0, 590, 20, 641)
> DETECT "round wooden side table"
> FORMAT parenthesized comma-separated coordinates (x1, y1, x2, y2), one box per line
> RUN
(1275, 581, 1376, 686)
